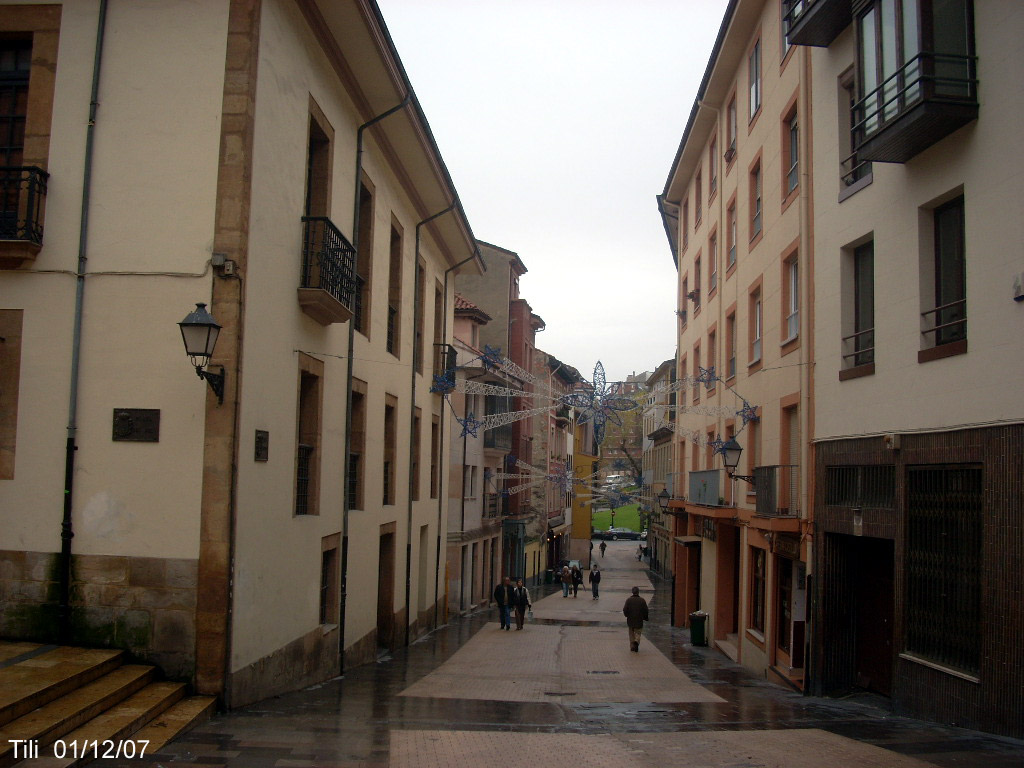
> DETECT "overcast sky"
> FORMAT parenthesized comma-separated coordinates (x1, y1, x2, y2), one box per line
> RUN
(377, 0, 729, 383)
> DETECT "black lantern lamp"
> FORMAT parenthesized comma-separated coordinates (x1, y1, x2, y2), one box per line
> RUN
(656, 488, 671, 513)
(179, 302, 225, 404)
(722, 437, 755, 484)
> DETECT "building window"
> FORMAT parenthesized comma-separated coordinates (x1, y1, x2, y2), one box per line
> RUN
(925, 195, 966, 348)
(384, 395, 397, 505)
(430, 414, 440, 499)
(355, 181, 374, 336)
(681, 198, 689, 250)
(839, 69, 872, 190)
(348, 380, 367, 510)
(784, 256, 799, 341)
(749, 38, 762, 119)
(681, 276, 689, 324)
(707, 329, 717, 389)
(414, 260, 426, 374)
(825, 465, 895, 508)
(780, 0, 792, 59)
(295, 354, 324, 516)
(412, 409, 422, 502)
(750, 547, 766, 633)
(693, 257, 702, 310)
(692, 344, 701, 405)
(320, 537, 340, 625)
(726, 96, 738, 160)
(726, 311, 737, 379)
(709, 232, 718, 294)
(387, 224, 403, 356)
(905, 465, 982, 675)
(727, 201, 737, 269)
(784, 108, 799, 196)
(709, 136, 718, 197)
(0, 310, 23, 479)
(695, 170, 703, 225)
(432, 281, 443, 376)
(844, 241, 875, 368)
(750, 162, 762, 239)
(750, 288, 763, 364)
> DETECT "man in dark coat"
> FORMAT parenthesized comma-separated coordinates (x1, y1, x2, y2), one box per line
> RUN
(622, 586, 649, 652)
(493, 576, 514, 631)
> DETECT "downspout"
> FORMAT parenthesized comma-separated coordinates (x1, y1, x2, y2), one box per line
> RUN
(59, 0, 108, 643)
(405, 203, 454, 646)
(343, 95, 410, 666)
(435, 250, 480, 627)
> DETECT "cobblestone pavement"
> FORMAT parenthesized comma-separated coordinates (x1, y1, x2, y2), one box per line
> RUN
(117, 542, 1023, 767)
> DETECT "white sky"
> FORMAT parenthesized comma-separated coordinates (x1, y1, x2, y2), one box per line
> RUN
(377, 0, 730, 383)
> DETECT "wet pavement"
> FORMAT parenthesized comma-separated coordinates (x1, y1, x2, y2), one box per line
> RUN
(112, 541, 1023, 767)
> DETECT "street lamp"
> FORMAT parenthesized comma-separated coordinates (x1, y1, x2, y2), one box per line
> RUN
(178, 302, 225, 404)
(657, 488, 671, 513)
(721, 437, 755, 484)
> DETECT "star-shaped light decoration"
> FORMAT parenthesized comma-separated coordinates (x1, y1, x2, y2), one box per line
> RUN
(430, 372, 455, 395)
(560, 361, 639, 445)
(710, 434, 727, 457)
(738, 400, 760, 426)
(458, 412, 483, 439)
(697, 365, 719, 390)
(546, 465, 579, 496)
(480, 345, 504, 371)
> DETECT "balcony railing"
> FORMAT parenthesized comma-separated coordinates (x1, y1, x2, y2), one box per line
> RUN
(782, 0, 850, 48)
(484, 493, 501, 519)
(841, 327, 875, 368)
(921, 298, 966, 347)
(689, 469, 727, 507)
(853, 52, 979, 164)
(386, 305, 397, 354)
(0, 166, 49, 267)
(295, 443, 314, 515)
(298, 216, 356, 325)
(754, 464, 800, 517)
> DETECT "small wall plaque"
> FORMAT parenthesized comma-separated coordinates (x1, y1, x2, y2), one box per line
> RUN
(112, 409, 160, 442)
(255, 429, 269, 462)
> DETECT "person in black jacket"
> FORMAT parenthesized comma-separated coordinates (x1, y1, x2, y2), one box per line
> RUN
(622, 586, 649, 652)
(588, 564, 602, 600)
(493, 577, 514, 631)
(511, 578, 532, 630)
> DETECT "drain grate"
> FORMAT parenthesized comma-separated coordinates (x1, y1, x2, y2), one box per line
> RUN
(586, 670, 620, 675)
(543, 691, 577, 696)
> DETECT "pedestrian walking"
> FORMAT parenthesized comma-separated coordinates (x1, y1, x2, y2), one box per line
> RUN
(512, 579, 532, 630)
(570, 565, 583, 597)
(493, 576, 514, 631)
(599, 540, 607, 558)
(560, 565, 572, 597)
(588, 563, 601, 599)
(636, 544, 644, 561)
(622, 586, 649, 652)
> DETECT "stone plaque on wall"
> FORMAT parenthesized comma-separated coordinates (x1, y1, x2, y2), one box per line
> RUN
(112, 409, 160, 442)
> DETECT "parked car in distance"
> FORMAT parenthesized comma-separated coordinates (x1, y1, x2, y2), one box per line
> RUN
(593, 527, 643, 541)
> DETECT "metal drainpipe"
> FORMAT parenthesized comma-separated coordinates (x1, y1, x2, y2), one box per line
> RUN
(342, 95, 410, 666)
(404, 204, 453, 646)
(434, 250, 480, 627)
(59, 0, 108, 644)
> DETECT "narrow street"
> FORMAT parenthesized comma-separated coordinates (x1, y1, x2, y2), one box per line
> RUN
(115, 541, 1021, 768)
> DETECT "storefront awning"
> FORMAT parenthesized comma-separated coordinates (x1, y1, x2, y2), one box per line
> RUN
(674, 535, 701, 544)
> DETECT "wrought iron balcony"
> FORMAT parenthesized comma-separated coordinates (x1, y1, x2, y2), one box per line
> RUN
(298, 216, 357, 325)
(853, 52, 978, 163)
(754, 464, 800, 517)
(783, 0, 850, 48)
(0, 166, 49, 268)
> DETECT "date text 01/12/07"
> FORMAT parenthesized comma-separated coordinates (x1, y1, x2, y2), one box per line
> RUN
(8, 738, 151, 760)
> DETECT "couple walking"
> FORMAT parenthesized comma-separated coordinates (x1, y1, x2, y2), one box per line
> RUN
(493, 577, 532, 630)
(560, 563, 603, 599)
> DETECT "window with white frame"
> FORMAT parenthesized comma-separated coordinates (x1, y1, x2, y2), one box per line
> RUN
(749, 39, 762, 118)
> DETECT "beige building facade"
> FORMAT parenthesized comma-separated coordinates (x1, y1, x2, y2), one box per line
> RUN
(0, 0, 482, 708)
(659, 0, 813, 689)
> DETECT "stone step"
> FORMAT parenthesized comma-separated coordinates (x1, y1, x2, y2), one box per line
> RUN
(0, 665, 155, 768)
(12, 681, 186, 768)
(129, 695, 216, 753)
(0, 648, 125, 727)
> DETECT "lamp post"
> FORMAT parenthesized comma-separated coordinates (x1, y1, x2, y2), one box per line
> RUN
(178, 302, 225, 404)
(657, 488, 670, 513)
(721, 437, 755, 485)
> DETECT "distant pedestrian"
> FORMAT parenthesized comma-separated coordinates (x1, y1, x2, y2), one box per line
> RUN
(570, 565, 583, 597)
(493, 577, 514, 631)
(636, 544, 644, 561)
(560, 565, 572, 597)
(512, 579, 532, 630)
(622, 586, 649, 652)
(599, 541, 607, 558)
(588, 564, 601, 600)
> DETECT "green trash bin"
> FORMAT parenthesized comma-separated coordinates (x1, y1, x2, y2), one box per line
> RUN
(689, 611, 708, 646)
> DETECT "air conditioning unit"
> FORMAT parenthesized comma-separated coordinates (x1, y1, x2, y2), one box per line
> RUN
(883, 433, 900, 451)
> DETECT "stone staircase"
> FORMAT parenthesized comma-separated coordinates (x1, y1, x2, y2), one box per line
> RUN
(0, 641, 214, 767)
